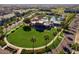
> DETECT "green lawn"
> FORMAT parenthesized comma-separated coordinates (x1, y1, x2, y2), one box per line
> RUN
(7, 26, 58, 48)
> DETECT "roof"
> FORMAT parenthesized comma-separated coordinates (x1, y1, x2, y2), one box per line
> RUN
(3, 13, 15, 19)
(50, 16, 61, 24)
(50, 16, 56, 21)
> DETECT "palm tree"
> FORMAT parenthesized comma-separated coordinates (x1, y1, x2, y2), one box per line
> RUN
(44, 35, 49, 53)
(71, 43, 79, 51)
(31, 36, 36, 54)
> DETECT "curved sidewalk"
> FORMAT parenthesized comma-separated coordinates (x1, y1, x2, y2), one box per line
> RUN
(4, 29, 63, 50)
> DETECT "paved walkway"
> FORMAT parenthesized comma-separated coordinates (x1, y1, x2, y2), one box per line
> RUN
(4, 29, 63, 51)
(2, 45, 8, 50)
(75, 30, 79, 44)
(16, 49, 23, 54)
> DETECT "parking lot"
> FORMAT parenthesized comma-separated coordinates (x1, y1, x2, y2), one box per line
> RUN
(52, 14, 79, 54)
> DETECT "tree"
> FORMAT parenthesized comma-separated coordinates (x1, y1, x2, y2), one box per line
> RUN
(0, 26, 4, 40)
(47, 16, 51, 20)
(61, 14, 75, 30)
(16, 17, 20, 22)
(4, 22, 8, 35)
(31, 36, 36, 54)
(23, 18, 31, 26)
(44, 35, 49, 53)
(71, 43, 79, 51)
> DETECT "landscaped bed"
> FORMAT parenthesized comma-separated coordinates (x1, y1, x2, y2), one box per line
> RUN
(7, 25, 58, 48)
(0, 40, 6, 47)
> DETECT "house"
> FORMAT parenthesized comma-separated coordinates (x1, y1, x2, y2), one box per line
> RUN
(0, 13, 16, 26)
(3, 13, 15, 19)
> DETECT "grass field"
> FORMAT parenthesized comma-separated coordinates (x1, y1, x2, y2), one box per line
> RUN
(7, 26, 58, 48)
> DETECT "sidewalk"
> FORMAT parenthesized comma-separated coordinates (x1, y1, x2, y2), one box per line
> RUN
(4, 29, 63, 50)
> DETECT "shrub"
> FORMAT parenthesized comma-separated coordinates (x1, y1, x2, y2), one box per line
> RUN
(21, 49, 33, 54)
(0, 40, 6, 47)
(23, 26, 31, 31)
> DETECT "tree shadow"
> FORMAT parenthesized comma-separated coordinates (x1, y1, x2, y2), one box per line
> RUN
(23, 26, 31, 31)
(45, 26, 51, 30)
(35, 29, 44, 32)
(63, 47, 71, 54)
(67, 37, 73, 41)
(64, 31, 73, 35)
